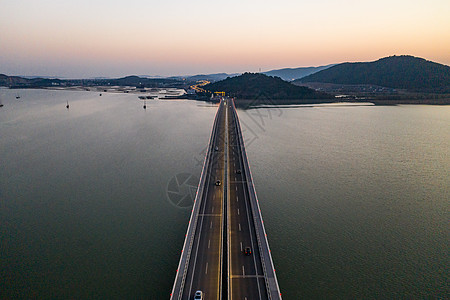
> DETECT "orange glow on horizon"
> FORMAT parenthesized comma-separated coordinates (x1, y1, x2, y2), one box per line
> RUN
(1, 0, 449, 77)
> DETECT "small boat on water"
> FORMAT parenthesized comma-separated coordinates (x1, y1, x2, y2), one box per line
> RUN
(16, 95, 20, 99)
(143, 100, 147, 109)
(0, 100, 3, 107)
(66, 100, 69, 109)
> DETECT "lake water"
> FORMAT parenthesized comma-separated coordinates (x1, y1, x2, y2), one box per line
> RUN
(0, 89, 448, 299)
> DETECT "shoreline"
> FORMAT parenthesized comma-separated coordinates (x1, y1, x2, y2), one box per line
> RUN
(3, 86, 449, 106)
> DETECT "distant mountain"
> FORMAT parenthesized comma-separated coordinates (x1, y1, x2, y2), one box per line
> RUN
(136, 75, 166, 79)
(186, 73, 239, 82)
(263, 64, 335, 81)
(0, 74, 187, 88)
(0, 74, 31, 86)
(202, 73, 331, 102)
(0, 74, 65, 87)
(295, 55, 450, 93)
(99, 75, 187, 88)
(0, 73, 238, 88)
(18, 75, 64, 79)
(105, 73, 238, 82)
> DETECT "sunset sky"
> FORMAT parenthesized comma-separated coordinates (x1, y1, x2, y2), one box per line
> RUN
(1, 0, 449, 78)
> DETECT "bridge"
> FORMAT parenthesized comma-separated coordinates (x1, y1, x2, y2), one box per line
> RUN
(170, 98, 281, 299)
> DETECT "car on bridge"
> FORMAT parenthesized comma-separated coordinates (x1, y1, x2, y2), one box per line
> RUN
(215, 146, 219, 151)
(235, 169, 241, 174)
(244, 246, 252, 256)
(194, 290, 203, 300)
(215, 180, 221, 186)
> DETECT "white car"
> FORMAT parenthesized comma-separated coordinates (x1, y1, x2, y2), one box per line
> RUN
(194, 290, 203, 300)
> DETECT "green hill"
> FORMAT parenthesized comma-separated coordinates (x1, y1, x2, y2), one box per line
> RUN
(295, 55, 450, 93)
(202, 73, 331, 101)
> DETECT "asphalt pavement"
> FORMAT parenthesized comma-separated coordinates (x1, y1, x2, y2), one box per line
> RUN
(172, 99, 278, 299)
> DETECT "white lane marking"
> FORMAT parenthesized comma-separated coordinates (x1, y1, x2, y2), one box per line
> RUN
(242, 265, 245, 276)
(205, 262, 208, 274)
(239, 223, 241, 231)
(237, 195, 239, 202)
(235, 186, 237, 191)
(208, 239, 211, 249)
(210, 221, 213, 229)
(240, 242, 243, 252)
(238, 208, 240, 215)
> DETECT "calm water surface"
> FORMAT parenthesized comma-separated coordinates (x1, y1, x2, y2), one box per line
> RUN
(239, 104, 449, 299)
(0, 89, 217, 298)
(0, 89, 448, 299)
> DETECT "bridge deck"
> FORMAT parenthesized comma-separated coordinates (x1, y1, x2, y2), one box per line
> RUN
(170, 99, 281, 300)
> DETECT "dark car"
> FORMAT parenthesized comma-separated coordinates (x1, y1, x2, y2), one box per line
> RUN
(215, 180, 221, 186)
(235, 169, 241, 174)
(244, 246, 252, 256)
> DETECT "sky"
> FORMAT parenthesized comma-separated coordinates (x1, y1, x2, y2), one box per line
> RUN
(1, 0, 449, 78)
